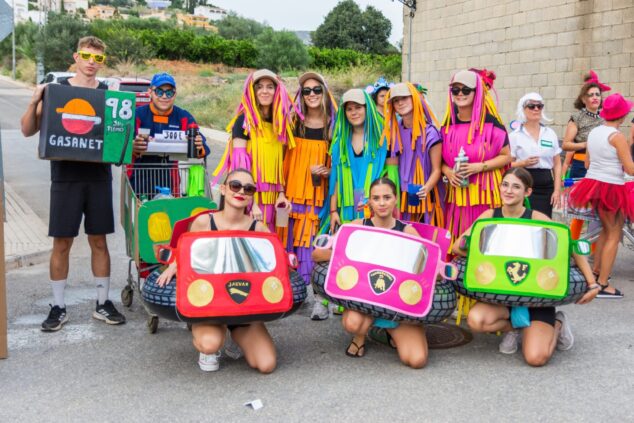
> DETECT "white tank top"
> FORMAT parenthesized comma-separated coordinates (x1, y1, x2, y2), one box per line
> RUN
(585, 125, 625, 185)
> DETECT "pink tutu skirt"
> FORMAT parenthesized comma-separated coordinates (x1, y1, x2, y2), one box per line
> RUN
(569, 178, 634, 220)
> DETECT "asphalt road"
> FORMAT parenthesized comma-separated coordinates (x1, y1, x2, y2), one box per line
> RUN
(1, 77, 633, 422)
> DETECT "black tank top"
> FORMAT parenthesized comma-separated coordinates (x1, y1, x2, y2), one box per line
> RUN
(209, 213, 257, 231)
(492, 207, 533, 219)
(362, 218, 406, 232)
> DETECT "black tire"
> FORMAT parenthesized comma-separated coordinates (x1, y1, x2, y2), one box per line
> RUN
(311, 262, 456, 324)
(141, 271, 178, 321)
(121, 286, 133, 308)
(141, 269, 307, 324)
(147, 315, 159, 334)
(448, 257, 588, 307)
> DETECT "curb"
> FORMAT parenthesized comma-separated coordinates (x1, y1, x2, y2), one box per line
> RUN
(5, 249, 51, 272)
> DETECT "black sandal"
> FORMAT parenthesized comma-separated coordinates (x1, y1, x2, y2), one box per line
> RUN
(345, 339, 366, 358)
(593, 272, 612, 283)
(596, 283, 623, 299)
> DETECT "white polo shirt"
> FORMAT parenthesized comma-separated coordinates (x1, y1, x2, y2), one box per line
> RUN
(509, 124, 562, 169)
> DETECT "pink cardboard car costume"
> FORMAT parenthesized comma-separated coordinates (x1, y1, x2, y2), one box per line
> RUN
(312, 223, 457, 324)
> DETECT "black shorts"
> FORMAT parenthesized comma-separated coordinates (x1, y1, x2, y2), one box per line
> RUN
(227, 324, 250, 332)
(508, 306, 556, 327)
(49, 181, 114, 237)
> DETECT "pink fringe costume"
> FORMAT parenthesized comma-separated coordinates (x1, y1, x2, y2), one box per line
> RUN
(441, 73, 509, 240)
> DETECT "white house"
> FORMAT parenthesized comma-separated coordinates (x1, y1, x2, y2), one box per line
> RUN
(193, 5, 227, 21)
(63, 0, 88, 13)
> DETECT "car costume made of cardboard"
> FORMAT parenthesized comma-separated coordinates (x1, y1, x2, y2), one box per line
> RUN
(448, 218, 590, 307)
(142, 212, 307, 325)
(311, 223, 458, 324)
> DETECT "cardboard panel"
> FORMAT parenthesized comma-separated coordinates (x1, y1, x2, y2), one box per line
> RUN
(39, 84, 135, 165)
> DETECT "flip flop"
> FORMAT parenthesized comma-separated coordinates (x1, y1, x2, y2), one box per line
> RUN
(345, 339, 366, 358)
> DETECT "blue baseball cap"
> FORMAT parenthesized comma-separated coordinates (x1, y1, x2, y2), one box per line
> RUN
(151, 72, 176, 88)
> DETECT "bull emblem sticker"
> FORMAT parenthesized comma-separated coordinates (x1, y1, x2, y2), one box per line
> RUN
(368, 270, 395, 295)
(226, 280, 251, 304)
(505, 261, 530, 285)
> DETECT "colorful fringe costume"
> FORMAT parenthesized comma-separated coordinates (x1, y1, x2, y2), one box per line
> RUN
(212, 71, 300, 231)
(383, 83, 444, 225)
(441, 73, 509, 241)
(323, 91, 387, 228)
(278, 84, 338, 283)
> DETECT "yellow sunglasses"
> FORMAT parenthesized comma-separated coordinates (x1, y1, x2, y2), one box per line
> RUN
(76, 51, 106, 64)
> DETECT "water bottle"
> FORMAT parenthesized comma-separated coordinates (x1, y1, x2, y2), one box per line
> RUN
(454, 147, 469, 187)
(153, 186, 173, 200)
(187, 123, 199, 159)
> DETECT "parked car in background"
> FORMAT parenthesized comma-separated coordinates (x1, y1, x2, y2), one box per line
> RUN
(40, 72, 75, 84)
(102, 77, 152, 106)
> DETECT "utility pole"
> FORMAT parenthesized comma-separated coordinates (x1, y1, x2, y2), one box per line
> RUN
(12, 0, 16, 80)
(393, 0, 416, 81)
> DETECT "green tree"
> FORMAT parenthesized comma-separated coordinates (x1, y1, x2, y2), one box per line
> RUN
(216, 12, 268, 40)
(361, 6, 392, 54)
(312, 0, 393, 54)
(36, 13, 89, 73)
(254, 29, 309, 72)
(0, 21, 38, 61)
(312, 0, 364, 51)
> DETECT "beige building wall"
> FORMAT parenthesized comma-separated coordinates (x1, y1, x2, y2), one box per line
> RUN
(403, 0, 634, 137)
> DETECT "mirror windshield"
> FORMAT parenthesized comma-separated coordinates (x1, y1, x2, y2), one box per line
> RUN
(345, 231, 427, 274)
(479, 224, 558, 259)
(191, 237, 276, 274)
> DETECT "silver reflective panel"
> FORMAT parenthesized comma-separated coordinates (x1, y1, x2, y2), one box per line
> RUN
(479, 224, 558, 259)
(190, 237, 276, 274)
(345, 231, 427, 274)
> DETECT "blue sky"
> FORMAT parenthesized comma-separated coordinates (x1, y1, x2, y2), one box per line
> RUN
(209, 0, 406, 45)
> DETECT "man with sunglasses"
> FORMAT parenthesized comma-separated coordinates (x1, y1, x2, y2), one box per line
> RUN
(131, 72, 210, 194)
(20, 36, 126, 332)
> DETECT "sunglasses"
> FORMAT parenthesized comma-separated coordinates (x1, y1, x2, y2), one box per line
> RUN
(586, 92, 601, 98)
(77, 51, 106, 64)
(525, 103, 544, 110)
(302, 86, 324, 96)
(227, 180, 257, 196)
(450, 86, 474, 96)
(153, 87, 176, 99)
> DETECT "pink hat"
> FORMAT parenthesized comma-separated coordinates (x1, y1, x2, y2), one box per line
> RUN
(599, 93, 633, 121)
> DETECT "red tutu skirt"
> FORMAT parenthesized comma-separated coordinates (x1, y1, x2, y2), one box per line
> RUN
(569, 178, 634, 220)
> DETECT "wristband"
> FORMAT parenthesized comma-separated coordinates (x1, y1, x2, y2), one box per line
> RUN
(587, 284, 600, 291)
(330, 210, 337, 214)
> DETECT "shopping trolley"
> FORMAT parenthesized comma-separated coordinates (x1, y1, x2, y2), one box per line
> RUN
(120, 160, 217, 332)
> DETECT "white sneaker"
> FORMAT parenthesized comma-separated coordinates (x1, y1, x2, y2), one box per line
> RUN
(224, 336, 243, 360)
(556, 311, 574, 351)
(198, 352, 220, 372)
(499, 330, 521, 354)
(311, 300, 330, 321)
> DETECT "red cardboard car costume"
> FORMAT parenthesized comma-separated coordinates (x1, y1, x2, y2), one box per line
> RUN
(142, 211, 306, 324)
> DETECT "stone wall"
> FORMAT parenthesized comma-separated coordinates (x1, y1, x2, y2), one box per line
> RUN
(402, 0, 633, 137)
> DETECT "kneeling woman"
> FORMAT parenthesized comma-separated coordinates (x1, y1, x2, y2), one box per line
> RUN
(156, 169, 276, 373)
(453, 168, 598, 367)
(313, 177, 429, 368)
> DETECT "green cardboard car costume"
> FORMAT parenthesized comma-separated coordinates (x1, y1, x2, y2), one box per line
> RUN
(448, 218, 590, 307)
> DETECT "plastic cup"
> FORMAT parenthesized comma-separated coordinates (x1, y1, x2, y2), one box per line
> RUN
(275, 202, 290, 228)
(407, 184, 422, 206)
(210, 185, 221, 209)
(311, 173, 322, 187)
(138, 127, 150, 140)
(353, 188, 365, 210)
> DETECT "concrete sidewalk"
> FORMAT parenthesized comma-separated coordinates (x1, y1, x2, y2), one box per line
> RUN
(3, 183, 51, 270)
